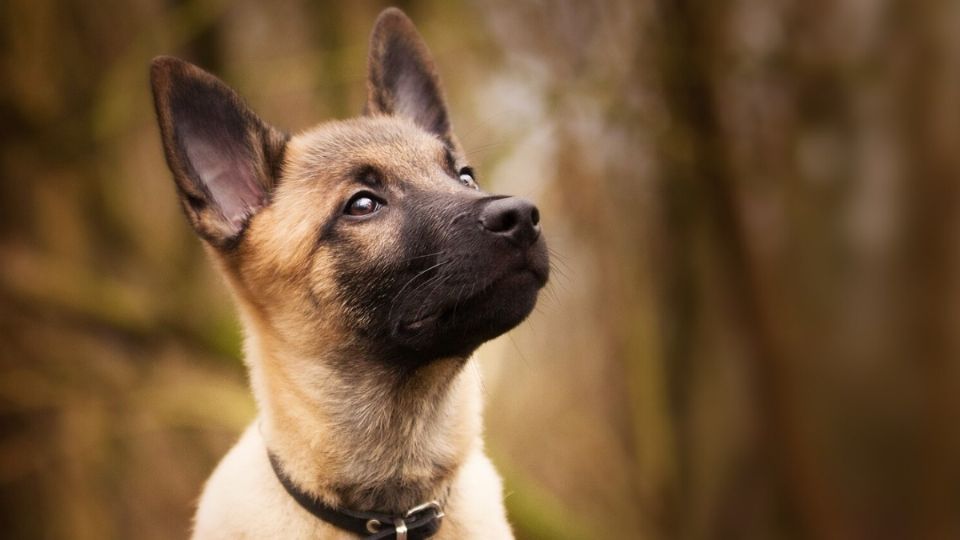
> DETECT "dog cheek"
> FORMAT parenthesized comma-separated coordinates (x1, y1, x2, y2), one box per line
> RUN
(328, 240, 405, 335)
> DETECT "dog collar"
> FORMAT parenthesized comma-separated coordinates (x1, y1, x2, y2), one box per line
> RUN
(267, 452, 445, 540)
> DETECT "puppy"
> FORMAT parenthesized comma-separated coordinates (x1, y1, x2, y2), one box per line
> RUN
(150, 8, 548, 539)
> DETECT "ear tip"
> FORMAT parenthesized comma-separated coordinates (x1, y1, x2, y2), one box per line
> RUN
(376, 7, 412, 22)
(373, 7, 417, 36)
(151, 55, 185, 73)
(150, 56, 189, 88)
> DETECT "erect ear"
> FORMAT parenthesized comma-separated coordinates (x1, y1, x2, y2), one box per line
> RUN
(150, 56, 287, 249)
(365, 8, 461, 152)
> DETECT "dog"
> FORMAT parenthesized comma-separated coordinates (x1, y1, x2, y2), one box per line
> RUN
(150, 7, 548, 539)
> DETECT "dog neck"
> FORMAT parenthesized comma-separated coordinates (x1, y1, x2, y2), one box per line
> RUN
(243, 323, 484, 515)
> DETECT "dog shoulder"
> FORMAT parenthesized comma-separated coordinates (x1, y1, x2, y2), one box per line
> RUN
(439, 447, 515, 539)
(191, 423, 350, 540)
(192, 425, 514, 539)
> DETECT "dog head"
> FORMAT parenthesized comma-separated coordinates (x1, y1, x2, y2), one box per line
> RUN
(150, 9, 548, 370)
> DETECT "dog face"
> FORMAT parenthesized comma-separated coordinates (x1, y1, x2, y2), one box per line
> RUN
(151, 9, 548, 369)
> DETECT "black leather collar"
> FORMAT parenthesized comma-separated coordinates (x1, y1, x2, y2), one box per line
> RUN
(268, 452, 445, 539)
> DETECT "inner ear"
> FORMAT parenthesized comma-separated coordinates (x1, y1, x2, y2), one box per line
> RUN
(151, 56, 287, 249)
(365, 8, 460, 151)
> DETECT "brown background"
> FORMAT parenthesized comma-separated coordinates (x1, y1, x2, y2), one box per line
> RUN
(1, 0, 959, 538)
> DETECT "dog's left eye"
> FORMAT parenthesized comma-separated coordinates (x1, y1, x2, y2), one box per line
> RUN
(345, 193, 382, 216)
(458, 168, 478, 190)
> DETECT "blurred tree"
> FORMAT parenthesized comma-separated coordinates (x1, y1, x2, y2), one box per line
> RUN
(1, 0, 959, 539)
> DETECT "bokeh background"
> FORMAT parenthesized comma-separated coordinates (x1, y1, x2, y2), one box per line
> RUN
(2, 0, 960, 538)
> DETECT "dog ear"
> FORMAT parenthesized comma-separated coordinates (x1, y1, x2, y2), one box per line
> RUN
(365, 8, 460, 152)
(150, 56, 287, 249)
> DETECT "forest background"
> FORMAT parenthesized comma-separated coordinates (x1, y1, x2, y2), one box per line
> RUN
(1, 1, 959, 538)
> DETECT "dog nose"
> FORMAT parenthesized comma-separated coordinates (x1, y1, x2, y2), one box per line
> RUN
(479, 197, 541, 246)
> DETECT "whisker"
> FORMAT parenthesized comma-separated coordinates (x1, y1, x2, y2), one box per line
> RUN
(403, 274, 453, 321)
(387, 259, 452, 320)
(398, 250, 445, 264)
(507, 333, 531, 370)
(548, 259, 570, 277)
(548, 262, 571, 288)
(448, 284, 466, 321)
(472, 362, 488, 398)
(540, 282, 561, 307)
(547, 247, 572, 269)
(464, 141, 508, 156)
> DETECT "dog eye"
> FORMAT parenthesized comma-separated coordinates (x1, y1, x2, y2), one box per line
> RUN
(344, 193, 382, 216)
(458, 168, 478, 190)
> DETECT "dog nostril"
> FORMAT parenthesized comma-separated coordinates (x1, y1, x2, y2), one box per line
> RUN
(480, 197, 541, 245)
(501, 210, 518, 232)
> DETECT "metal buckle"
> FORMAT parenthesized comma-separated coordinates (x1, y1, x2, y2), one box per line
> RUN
(393, 518, 408, 540)
(366, 500, 441, 539)
(404, 500, 444, 520)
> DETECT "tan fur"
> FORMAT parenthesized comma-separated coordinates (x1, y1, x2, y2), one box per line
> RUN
(152, 8, 520, 538)
(188, 117, 514, 539)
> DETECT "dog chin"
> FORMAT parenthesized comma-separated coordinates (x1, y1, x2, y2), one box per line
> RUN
(393, 268, 545, 358)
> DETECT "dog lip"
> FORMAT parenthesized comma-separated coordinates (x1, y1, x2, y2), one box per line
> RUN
(527, 261, 549, 286)
(397, 311, 442, 334)
(396, 265, 545, 335)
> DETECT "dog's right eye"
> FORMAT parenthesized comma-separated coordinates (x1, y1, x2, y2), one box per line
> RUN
(458, 167, 478, 190)
(344, 193, 383, 217)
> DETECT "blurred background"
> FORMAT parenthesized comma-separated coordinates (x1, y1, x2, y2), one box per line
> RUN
(2, 0, 960, 538)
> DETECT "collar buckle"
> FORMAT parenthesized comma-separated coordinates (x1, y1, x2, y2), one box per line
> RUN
(405, 500, 444, 521)
(393, 518, 408, 540)
(269, 450, 445, 539)
(363, 501, 442, 540)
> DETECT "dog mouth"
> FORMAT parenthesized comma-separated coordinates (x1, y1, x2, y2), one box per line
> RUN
(382, 214, 551, 358)
(399, 312, 442, 333)
(395, 266, 547, 338)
